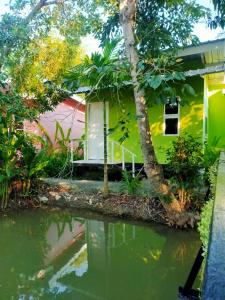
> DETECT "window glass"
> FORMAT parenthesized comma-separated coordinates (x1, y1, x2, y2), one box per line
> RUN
(165, 101, 178, 114)
(165, 118, 178, 135)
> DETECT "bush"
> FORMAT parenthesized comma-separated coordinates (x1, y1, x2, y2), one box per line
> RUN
(203, 140, 220, 177)
(198, 162, 218, 256)
(0, 130, 48, 208)
(198, 200, 213, 255)
(166, 135, 204, 209)
(43, 150, 81, 178)
(120, 170, 142, 195)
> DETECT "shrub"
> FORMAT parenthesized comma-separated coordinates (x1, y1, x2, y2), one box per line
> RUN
(120, 170, 142, 195)
(166, 134, 204, 209)
(0, 130, 48, 208)
(203, 140, 220, 176)
(198, 162, 218, 256)
(198, 200, 213, 255)
(43, 150, 81, 178)
(44, 151, 71, 178)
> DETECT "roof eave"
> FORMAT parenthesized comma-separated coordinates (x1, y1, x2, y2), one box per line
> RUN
(178, 38, 225, 58)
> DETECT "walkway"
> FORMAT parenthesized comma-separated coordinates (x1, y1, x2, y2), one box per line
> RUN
(42, 178, 154, 196)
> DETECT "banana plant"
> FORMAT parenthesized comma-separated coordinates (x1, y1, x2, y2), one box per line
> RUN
(54, 121, 72, 154)
(0, 126, 22, 208)
(19, 136, 49, 195)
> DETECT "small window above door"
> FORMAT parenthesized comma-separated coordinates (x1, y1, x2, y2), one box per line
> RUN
(164, 99, 180, 136)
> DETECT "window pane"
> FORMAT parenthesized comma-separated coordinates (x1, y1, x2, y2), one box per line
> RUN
(165, 101, 178, 114)
(165, 118, 178, 135)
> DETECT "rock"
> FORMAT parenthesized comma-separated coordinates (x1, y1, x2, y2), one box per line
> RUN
(38, 196, 48, 204)
(37, 269, 46, 279)
(49, 192, 60, 200)
(62, 193, 71, 202)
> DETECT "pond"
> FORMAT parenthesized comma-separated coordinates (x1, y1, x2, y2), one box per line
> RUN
(0, 209, 201, 300)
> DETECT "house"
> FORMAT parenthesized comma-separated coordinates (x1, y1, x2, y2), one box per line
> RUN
(72, 38, 225, 173)
(24, 95, 85, 147)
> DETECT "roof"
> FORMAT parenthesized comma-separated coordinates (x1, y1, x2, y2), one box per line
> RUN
(75, 86, 92, 94)
(63, 97, 85, 112)
(178, 38, 225, 61)
(184, 37, 225, 48)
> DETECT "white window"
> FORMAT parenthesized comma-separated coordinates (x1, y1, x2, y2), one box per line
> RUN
(164, 99, 180, 136)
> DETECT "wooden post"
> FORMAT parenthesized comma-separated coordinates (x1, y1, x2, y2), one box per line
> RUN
(83, 140, 87, 160)
(111, 141, 114, 164)
(122, 147, 125, 170)
(132, 154, 135, 178)
(103, 99, 109, 197)
(70, 141, 73, 163)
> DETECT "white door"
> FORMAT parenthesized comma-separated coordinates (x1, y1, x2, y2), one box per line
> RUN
(88, 102, 107, 160)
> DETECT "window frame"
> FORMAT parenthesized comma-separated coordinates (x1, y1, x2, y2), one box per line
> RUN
(163, 100, 180, 136)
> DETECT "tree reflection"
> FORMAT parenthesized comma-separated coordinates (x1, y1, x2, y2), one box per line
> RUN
(0, 210, 200, 300)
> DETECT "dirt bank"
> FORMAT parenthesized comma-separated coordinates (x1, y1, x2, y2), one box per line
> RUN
(1, 178, 202, 228)
(36, 178, 167, 224)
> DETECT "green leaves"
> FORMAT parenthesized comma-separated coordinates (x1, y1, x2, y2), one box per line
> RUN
(148, 75, 163, 90)
(172, 71, 186, 81)
(98, 0, 206, 57)
(166, 134, 204, 191)
(120, 170, 142, 195)
(208, 0, 225, 29)
(54, 121, 72, 154)
(181, 83, 196, 97)
(146, 71, 186, 90)
(64, 39, 130, 93)
(138, 54, 197, 106)
(0, 113, 50, 207)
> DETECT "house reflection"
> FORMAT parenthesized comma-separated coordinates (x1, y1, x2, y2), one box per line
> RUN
(0, 211, 200, 300)
(45, 219, 84, 265)
(46, 219, 138, 299)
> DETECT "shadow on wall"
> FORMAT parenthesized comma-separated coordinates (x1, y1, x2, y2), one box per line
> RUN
(208, 90, 225, 148)
(151, 102, 203, 163)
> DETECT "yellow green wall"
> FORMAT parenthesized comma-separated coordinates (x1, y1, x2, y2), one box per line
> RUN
(87, 77, 204, 164)
(108, 79, 203, 163)
(208, 89, 225, 148)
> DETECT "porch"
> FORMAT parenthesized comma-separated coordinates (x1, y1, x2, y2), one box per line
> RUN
(70, 139, 137, 177)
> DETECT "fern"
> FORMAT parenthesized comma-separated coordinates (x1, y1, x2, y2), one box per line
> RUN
(120, 170, 142, 195)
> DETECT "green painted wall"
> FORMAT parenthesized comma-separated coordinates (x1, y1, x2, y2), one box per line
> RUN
(108, 78, 203, 164)
(86, 77, 204, 164)
(208, 89, 225, 148)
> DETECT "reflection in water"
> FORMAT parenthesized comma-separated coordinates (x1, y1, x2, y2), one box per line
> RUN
(0, 210, 200, 300)
(49, 243, 88, 294)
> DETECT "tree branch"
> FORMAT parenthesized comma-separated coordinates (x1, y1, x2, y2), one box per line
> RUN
(0, 0, 64, 70)
(25, 0, 63, 23)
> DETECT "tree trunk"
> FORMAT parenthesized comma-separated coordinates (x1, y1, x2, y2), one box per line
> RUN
(103, 98, 109, 197)
(119, 0, 182, 214)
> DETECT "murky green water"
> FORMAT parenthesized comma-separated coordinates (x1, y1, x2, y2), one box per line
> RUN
(0, 209, 200, 300)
